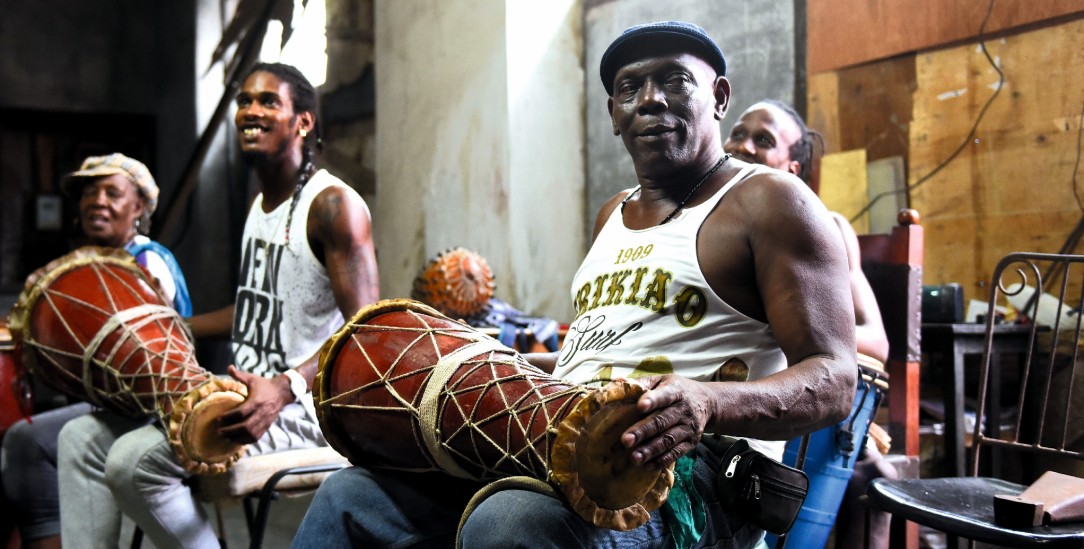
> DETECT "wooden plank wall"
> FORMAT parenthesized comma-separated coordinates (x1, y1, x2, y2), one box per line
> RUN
(808, 59, 915, 163)
(808, 0, 1084, 73)
(809, 15, 1084, 307)
(909, 17, 1084, 305)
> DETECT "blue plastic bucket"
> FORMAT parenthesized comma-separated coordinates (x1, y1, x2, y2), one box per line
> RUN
(763, 377, 881, 549)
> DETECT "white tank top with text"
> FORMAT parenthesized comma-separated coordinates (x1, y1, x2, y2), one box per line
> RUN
(553, 164, 786, 458)
(231, 170, 348, 378)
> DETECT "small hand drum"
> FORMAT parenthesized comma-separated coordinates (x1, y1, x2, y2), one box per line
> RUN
(10, 246, 246, 474)
(315, 298, 673, 530)
(0, 320, 33, 437)
(411, 247, 495, 318)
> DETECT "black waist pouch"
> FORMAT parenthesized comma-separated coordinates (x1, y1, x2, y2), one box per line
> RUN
(712, 437, 808, 535)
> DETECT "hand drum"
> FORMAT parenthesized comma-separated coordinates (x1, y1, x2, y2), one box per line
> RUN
(10, 246, 247, 474)
(315, 298, 673, 530)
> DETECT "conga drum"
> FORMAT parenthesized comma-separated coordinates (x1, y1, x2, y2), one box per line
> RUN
(9, 246, 247, 474)
(766, 353, 889, 548)
(0, 319, 33, 438)
(315, 299, 673, 530)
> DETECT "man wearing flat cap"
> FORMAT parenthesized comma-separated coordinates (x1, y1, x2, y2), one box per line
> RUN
(292, 21, 855, 549)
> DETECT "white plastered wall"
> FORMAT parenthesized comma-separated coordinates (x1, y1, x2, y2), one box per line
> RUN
(375, 0, 585, 321)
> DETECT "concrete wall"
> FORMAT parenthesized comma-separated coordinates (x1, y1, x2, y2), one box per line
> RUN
(583, 1, 797, 227)
(0, 0, 795, 324)
(506, 1, 586, 319)
(375, 0, 585, 321)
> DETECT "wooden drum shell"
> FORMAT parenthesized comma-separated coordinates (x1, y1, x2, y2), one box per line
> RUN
(316, 299, 673, 530)
(10, 247, 246, 473)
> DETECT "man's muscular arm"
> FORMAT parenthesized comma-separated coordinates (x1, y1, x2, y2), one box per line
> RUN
(622, 172, 857, 468)
(308, 185, 381, 320)
(284, 185, 379, 395)
(830, 211, 889, 363)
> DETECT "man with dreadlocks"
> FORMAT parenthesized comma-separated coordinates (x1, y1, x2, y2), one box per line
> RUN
(724, 99, 888, 362)
(724, 100, 896, 549)
(56, 62, 380, 549)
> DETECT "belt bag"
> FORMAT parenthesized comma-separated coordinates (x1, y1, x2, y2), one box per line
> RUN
(715, 437, 808, 535)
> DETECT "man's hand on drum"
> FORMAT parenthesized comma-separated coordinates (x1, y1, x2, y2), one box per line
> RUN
(218, 365, 291, 444)
(620, 375, 718, 469)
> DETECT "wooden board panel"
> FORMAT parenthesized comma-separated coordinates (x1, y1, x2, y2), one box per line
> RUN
(807, 56, 915, 165)
(835, 59, 916, 164)
(808, 0, 1084, 73)
(806, 71, 841, 154)
(910, 17, 1084, 305)
(921, 212, 1083, 306)
(820, 148, 869, 234)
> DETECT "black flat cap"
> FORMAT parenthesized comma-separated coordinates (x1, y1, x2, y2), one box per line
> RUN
(599, 21, 727, 96)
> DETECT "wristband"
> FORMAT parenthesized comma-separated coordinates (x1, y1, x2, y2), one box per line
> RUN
(282, 369, 307, 402)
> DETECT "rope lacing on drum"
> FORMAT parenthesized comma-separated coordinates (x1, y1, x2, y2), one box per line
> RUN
(23, 260, 203, 420)
(322, 311, 588, 480)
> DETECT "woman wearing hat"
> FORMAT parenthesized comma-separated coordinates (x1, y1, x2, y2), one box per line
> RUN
(65, 153, 191, 315)
(0, 153, 191, 549)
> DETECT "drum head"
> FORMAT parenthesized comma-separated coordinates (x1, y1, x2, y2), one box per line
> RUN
(550, 380, 674, 530)
(168, 377, 249, 475)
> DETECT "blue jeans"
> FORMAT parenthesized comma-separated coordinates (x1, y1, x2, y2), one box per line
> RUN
(292, 442, 764, 548)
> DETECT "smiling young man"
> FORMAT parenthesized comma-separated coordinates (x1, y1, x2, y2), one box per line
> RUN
(291, 22, 856, 549)
(56, 63, 380, 549)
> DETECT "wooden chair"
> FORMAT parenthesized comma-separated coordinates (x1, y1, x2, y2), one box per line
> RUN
(867, 252, 1084, 548)
(857, 208, 924, 460)
(856, 208, 924, 549)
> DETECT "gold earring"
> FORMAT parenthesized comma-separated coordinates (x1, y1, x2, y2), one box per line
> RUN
(299, 128, 309, 138)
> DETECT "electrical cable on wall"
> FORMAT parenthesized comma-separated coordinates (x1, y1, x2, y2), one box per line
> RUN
(850, 0, 1003, 224)
(1072, 100, 1084, 213)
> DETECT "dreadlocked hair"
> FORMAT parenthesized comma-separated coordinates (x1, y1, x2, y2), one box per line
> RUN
(761, 99, 824, 185)
(246, 62, 323, 169)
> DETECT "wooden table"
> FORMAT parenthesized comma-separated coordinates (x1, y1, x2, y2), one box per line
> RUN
(920, 323, 1035, 477)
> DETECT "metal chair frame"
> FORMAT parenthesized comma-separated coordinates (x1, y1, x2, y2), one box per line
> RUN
(867, 252, 1084, 548)
(131, 461, 348, 549)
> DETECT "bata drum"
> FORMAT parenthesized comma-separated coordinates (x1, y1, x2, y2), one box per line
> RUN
(9, 246, 247, 473)
(315, 299, 673, 530)
(0, 319, 32, 438)
(765, 354, 889, 548)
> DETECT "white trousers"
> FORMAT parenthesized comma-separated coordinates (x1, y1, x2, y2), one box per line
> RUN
(58, 396, 325, 549)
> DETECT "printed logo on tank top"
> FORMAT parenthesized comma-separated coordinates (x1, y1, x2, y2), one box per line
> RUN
(232, 237, 287, 375)
(557, 243, 709, 369)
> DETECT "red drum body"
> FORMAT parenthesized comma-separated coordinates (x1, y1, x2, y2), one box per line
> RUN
(0, 322, 32, 438)
(10, 247, 246, 473)
(316, 299, 673, 530)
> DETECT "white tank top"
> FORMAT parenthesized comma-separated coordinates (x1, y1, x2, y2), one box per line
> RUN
(553, 164, 786, 458)
(232, 170, 349, 377)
